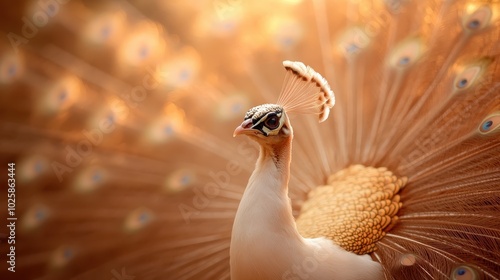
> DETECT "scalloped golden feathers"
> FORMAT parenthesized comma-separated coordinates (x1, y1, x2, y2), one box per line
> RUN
(296, 165, 407, 255)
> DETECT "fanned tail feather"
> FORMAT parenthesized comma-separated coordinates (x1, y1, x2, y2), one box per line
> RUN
(0, 0, 499, 280)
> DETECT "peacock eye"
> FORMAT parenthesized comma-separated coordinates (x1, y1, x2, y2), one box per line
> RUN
(482, 120, 493, 131)
(478, 113, 500, 135)
(264, 115, 280, 129)
(451, 264, 479, 280)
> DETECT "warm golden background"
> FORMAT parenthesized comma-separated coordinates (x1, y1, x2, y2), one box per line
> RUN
(0, 0, 499, 279)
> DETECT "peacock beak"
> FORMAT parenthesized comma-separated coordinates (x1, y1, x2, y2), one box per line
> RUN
(233, 119, 256, 137)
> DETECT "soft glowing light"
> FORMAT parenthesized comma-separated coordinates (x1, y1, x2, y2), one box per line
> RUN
(21, 205, 50, 231)
(124, 208, 154, 232)
(165, 169, 196, 193)
(51, 246, 75, 268)
(87, 98, 129, 130)
(25, 0, 63, 26)
(216, 93, 249, 120)
(18, 155, 48, 182)
(462, 4, 495, 31)
(400, 253, 417, 266)
(451, 59, 490, 93)
(0, 51, 24, 84)
(118, 21, 166, 67)
(159, 47, 200, 88)
(336, 27, 371, 56)
(265, 15, 303, 50)
(280, 0, 303, 4)
(40, 76, 81, 115)
(388, 38, 425, 68)
(82, 11, 126, 45)
(193, 3, 243, 37)
(144, 103, 188, 143)
(73, 167, 106, 193)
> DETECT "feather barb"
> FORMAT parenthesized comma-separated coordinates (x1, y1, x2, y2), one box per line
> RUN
(277, 61, 335, 122)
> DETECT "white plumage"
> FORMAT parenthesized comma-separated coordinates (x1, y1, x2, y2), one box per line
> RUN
(231, 63, 382, 279)
(231, 125, 383, 280)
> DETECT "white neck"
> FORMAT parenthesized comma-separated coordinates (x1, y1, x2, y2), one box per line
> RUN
(230, 137, 305, 279)
(230, 136, 384, 280)
(238, 138, 300, 238)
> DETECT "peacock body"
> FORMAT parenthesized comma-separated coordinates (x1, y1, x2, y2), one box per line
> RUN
(0, 0, 499, 279)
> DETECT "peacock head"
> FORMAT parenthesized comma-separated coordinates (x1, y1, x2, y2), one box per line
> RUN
(232, 61, 334, 146)
(233, 103, 292, 142)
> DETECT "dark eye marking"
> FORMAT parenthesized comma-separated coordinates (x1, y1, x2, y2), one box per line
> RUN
(264, 114, 280, 129)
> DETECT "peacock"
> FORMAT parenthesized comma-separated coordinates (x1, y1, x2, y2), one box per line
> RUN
(0, 0, 499, 280)
(230, 61, 387, 280)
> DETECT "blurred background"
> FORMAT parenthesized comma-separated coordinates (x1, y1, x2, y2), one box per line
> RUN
(0, 0, 498, 279)
(0, 0, 328, 279)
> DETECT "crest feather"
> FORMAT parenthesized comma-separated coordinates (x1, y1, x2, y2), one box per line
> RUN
(277, 60, 335, 122)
